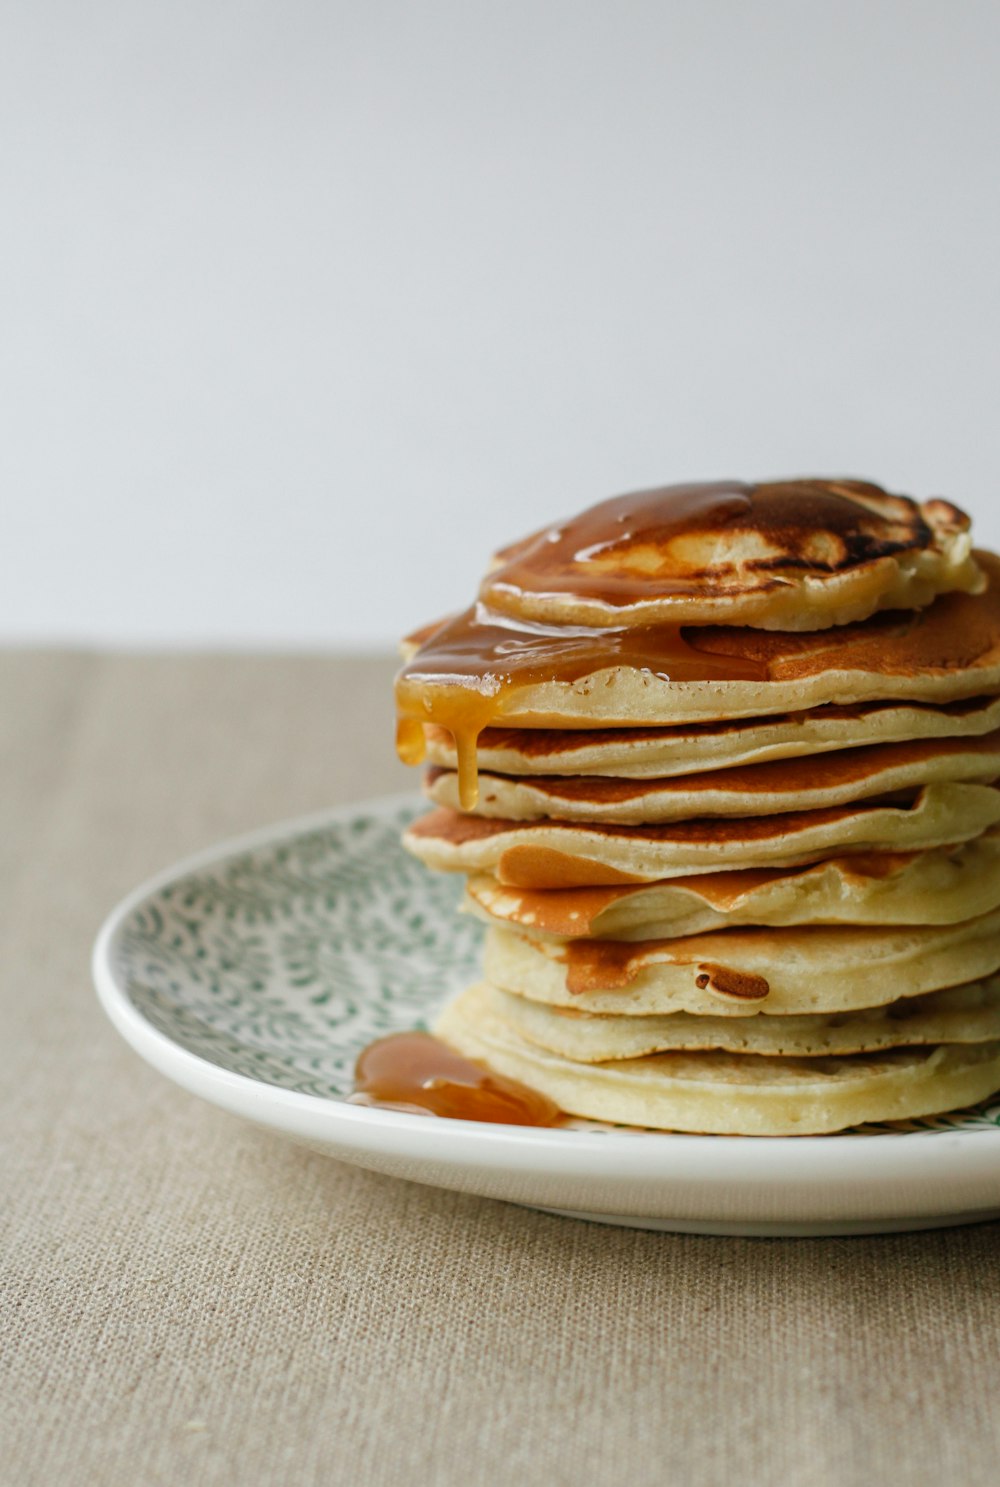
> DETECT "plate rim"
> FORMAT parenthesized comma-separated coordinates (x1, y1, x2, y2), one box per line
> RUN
(92, 792, 1000, 1187)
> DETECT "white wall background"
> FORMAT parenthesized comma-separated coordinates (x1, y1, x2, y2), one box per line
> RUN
(2, 0, 999, 648)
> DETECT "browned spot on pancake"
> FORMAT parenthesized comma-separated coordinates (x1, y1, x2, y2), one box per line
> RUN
(661, 865, 809, 907)
(694, 963, 771, 1000)
(834, 850, 919, 880)
(587, 794, 921, 843)
(405, 808, 512, 845)
(495, 846, 646, 890)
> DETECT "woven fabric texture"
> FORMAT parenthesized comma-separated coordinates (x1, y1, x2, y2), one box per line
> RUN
(3, 650, 1000, 1487)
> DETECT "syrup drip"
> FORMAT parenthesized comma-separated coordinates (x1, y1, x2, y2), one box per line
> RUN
(395, 603, 769, 807)
(351, 1032, 561, 1126)
(393, 479, 944, 805)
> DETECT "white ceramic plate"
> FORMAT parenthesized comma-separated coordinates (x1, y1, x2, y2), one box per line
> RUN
(93, 794, 1000, 1236)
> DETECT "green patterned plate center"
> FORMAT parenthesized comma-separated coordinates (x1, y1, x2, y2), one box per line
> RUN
(113, 796, 1000, 1135)
(115, 799, 480, 1100)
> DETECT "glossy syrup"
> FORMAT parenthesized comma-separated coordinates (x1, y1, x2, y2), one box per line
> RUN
(351, 1031, 561, 1126)
(482, 477, 919, 610)
(485, 480, 754, 607)
(395, 478, 943, 807)
(395, 602, 769, 807)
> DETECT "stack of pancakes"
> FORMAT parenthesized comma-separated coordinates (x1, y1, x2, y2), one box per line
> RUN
(396, 479, 1000, 1134)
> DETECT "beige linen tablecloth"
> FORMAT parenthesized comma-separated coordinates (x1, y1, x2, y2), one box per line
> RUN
(4, 649, 1000, 1487)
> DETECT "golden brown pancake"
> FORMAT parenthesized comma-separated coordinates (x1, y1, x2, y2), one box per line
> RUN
(397, 555, 1000, 819)
(395, 479, 988, 814)
(423, 695, 1000, 779)
(435, 985, 1000, 1135)
(401, 554, 1000, 730)
(404, 784, 1000, 886)
(480, 479, 982, 630)
(423, 729, 1000, 824)
(461, 829, 1000, 938)
(482, 909, 1000, 1016)
(394, 478, 1000, 1135)
(480, 979, 1000, 1061)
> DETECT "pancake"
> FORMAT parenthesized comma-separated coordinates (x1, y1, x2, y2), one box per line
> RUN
(461, 829, 1000, 939)
(424, 730, 1000, 824)
(402, 557, 1000, 727)
(404, 784, 1000, 887)
(480, 480, 982, 631)
(483, 909, 1000, 1016)
(392, 477, 1000, 1135)
(434, 984, 1000, 1135)
(397, 553, 1000, 810)
(423, 695, 1000, 779)
(479, 978, 1000, 1061)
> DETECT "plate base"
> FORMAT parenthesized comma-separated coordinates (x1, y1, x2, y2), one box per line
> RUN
(531, 1205, 1000, 1237)
(92, 795, 1000, 1240)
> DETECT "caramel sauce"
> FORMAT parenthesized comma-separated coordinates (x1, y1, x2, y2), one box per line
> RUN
(396, 602, 768, 808)
(351, 1031, 561, 1125)
(466, 851, 929, 936)
(495, 844, 647, 889)
(483, 478, 927, 612)
(562, 939, 656, 993)
(467, 869, 799, 936)
(486, 481, 753, 607)
(694, 963, 771, 1001)
(560, 938, 771, 1001)
(395, 486, 998, 810)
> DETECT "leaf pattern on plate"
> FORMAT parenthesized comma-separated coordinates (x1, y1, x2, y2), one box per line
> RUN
(116, 801, 481, 1099)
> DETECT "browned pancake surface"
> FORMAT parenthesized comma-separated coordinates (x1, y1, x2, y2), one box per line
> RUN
(481, 479, 978, 625)
(425, 729, 1000, 810)
(427, 694, 1000, 761)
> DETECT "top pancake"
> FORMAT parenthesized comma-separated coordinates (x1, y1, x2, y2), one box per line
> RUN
(480, 479, 983, 630)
